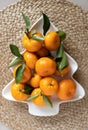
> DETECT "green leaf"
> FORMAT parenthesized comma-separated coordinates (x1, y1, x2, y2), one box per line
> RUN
(57, 30, 66, 42)
(56, 43, 64, 59)
(23, 84, 34, 95)
(10, 44, 23, 59)
(55, 58, 62, 65)
(43, 13, 50, 35)
(30, 29, 37, 35)
(27, 93, 39, 101)
(32, 35, 44, 41)
(43, 95, 53, 107)
(59, 52, 68, 71)
(9, 58, 24, 68)
(15, 64, 25, 83)
(22, 12, 30, 31)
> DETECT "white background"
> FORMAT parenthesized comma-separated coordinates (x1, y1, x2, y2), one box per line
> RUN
(0, 0, 88, 10)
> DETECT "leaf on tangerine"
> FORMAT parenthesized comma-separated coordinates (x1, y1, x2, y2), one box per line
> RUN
(56, 43, 64, 59)
(30, 29, 37, 35)
(27, 93, 39, 101)
(9, 58, 24, 68)
(15, 64, 25, 84)
(59, 52, 68, 71)
(43, 95, 53, 107)
(32, 35, 44, 41)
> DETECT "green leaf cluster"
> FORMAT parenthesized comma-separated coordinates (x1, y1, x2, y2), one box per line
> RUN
(22, 13, 45, 41)
(15, 64, 25, 83)
(9, 44, 25, 84)
(22, 13, 66, 43)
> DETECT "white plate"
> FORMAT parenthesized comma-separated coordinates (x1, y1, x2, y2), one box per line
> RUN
(2, 16, 85, 116)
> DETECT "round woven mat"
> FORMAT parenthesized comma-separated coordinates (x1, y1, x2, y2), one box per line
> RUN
(0, 0, 88, 130)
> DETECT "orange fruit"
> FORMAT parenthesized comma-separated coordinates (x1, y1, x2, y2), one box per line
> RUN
(13, 64, 32, 83)
(57, 78, 76, 100)
(54, 65, 70, 77)
(31, 88, 46, 106)
(11, 83, 29, 101)
(29, 73, 42, 88)
(36, 47, 49, 57)
(23, 51, 38, 69)
(44, 31, 60, 51)
(22, 32, 43, 52)
(35, 57, 56, 76)
(40, 77, 58, 96)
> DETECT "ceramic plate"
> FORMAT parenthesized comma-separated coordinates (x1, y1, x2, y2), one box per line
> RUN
(2, 16, 85, 116)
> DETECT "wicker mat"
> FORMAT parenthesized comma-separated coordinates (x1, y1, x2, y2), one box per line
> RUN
(0, 0, 88, 130)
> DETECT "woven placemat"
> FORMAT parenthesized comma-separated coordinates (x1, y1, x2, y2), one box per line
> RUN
(0, 0, 88, 130)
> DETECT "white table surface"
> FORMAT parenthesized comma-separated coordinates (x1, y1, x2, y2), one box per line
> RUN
(0, 0, 88, 10)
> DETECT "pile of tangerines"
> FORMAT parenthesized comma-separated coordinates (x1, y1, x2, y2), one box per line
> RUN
(9, 13, 76, 107)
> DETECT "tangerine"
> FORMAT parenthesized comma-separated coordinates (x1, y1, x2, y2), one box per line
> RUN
(13, 64, 32, 83)
(40, 77, 58, 96)
(44, 31, 60, 51)
(22, 32, 43, 52)
(57, 78, 76, 100)
(35, 57, 56, 76)
(30, 88, 46, 106)
(23, 51, 38, 69)
(11, 83, 29, 101)
(36, 47, 49, 57)
(29, 73, 42, 88)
